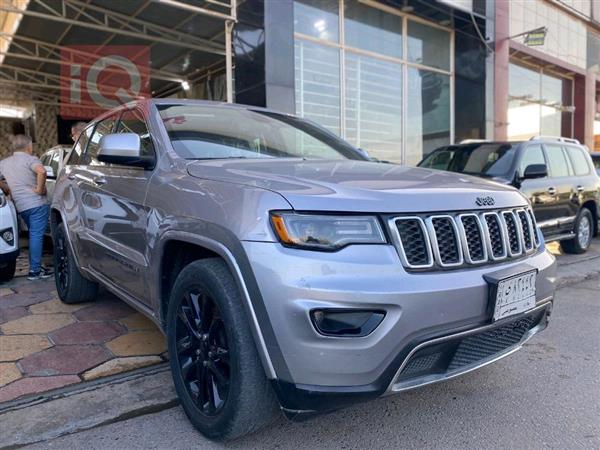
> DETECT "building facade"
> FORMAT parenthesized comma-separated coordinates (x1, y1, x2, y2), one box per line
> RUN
(235, 0, 489, 165)
(234, 0, 600, 163)
(495, 0, 599, 150)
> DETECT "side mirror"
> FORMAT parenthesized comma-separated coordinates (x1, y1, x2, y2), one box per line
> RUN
(97, 133, 154, 168)
(44, 166, 55, 179)
(523, 164, 548, 180)
(356, 148, 371, 160)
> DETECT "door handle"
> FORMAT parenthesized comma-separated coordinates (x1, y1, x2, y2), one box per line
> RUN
(547, 187, 556, 195)
(576, 185, 584, 193)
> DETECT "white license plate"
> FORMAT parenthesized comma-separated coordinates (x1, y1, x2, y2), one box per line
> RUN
(493, 270, 537, 321)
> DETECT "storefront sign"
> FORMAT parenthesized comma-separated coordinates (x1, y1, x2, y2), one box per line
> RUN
(524, 29, 547, 46)
(60, 45, 150, 119)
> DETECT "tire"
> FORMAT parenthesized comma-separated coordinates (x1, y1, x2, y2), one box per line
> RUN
(0, 259, 16, 282)
(166, 258, 279, 441)
(561, 208, 593, 254)
(53, 222, 98, 303)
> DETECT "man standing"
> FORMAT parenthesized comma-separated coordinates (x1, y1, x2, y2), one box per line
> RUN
(0, 135, 52, 280)
(71, 121, 86, 143)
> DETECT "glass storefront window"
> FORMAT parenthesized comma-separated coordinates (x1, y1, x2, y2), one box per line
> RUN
(294, 0, 339, 42)
(294, 0, 453, 164)
(407, 21, 451, 71)
(294, 40, 341, 134)
(345, 53, 402, 162)
(508, 62, 573, 140)
(344, 1, 402, 58)
(406, 68, 451, 165)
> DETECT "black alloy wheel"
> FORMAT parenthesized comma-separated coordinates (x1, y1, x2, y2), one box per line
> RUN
(175, 290, 230, 416)
(52, 222, 98, 303)
(166, 259, 279, 441)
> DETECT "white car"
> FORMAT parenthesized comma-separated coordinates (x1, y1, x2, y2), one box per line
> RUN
(0, 191, 18, 282)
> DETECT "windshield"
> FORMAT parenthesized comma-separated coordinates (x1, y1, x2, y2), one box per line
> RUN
(157, 104, 364, 161)
(419, 143, 517, 177)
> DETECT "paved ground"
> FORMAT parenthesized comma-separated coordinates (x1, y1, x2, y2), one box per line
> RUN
(0, 245, 166, 403)
(19, 275, 600, 450)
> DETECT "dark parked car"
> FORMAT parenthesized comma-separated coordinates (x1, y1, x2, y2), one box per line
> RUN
(419, 137, 599, 254)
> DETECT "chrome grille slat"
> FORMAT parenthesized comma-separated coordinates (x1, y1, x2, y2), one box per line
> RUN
(501, 211, 522, 256)
(427, 215, 463, 267)
(390, 208, 541, 271)
(527, 208, 541, 247)
(517, 209, 534, 252)
(391, 217, 433, 269)
(457, 214, 487, 264)
(482, 212, 507, 260)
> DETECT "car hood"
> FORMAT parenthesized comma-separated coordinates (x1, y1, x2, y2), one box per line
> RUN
(186, 159, 528, 213)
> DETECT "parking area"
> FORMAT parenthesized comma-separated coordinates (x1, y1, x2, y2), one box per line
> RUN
(0, 243, 166, 404)
(1, 237, 599, 406)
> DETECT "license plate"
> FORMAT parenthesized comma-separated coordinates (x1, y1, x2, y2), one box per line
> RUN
(493, 270, 537, 321)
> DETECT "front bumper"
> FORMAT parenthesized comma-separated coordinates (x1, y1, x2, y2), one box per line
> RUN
(242, 242, 556, 413)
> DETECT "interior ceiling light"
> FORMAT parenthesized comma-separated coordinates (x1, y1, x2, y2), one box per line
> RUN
(181, 80, 190, 91)
(0, 103, 30, 119)
(401, 0, 414, 12)
(313, 20, 326, 33)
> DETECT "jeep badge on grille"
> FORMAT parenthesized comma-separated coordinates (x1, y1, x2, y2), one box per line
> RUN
(476, 196, 495, 206)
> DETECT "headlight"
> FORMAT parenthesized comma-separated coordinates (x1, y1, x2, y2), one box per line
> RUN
(270, 212, 386, 251)
(0, 194, 6, 208)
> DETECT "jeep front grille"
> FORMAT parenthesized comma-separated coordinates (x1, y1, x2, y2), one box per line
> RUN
(390, 207, 540, 271)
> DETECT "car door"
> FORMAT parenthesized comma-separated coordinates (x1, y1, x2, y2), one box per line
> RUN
(564, 144, 597, 217)
(64, 117, 119, 268)
(542, 143, 576, 234)
(517, 144, 557, 232)
(87, 108, 156, 304)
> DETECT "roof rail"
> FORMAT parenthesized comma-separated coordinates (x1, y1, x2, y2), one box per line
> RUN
(529, 136, 581, 145)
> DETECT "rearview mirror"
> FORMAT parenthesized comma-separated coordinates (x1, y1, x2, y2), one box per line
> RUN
(97, 133, 154, 168)
(523, 164, 547, 180)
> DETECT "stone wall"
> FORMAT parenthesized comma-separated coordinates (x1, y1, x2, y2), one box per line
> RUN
(33, 104, 59, 155)
(0, 103, 59, 160)
(0, 118, 15, 160)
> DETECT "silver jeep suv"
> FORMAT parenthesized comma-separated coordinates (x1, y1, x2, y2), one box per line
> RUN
(51, 100, 556, 441)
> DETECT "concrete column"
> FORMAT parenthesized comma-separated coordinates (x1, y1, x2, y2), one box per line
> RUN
(583, 70, 596, 149)
(493, 0, 510, 140)
(233, 0, 295, 113)
(573, 72, 595, 148)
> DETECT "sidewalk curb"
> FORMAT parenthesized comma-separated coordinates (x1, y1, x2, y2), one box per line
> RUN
(0, 364, 178, 449)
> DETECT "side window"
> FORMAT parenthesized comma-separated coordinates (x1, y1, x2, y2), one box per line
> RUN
(544, 144, 570, 177)
(40, 154, 50, 166)
(86, 117, 117, 165)
(50, 151, 61, 175)
(519, 144, 546, 177)
(115, 109, 155, 158)
(67, 127, 92, 166)
(565, 146, 591, 176)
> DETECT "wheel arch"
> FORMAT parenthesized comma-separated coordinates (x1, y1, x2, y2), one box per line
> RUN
(155, 231, 281, 380)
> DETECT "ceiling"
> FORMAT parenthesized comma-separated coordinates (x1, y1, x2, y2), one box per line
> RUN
(0, 0, 235, 110)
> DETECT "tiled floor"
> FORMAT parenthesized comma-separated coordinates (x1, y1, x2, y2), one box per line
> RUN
(0, 249, 167, 404)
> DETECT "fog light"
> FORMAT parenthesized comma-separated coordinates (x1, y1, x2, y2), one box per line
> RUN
(310, 309, 385, 337)
(0, 228, 14, 246)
